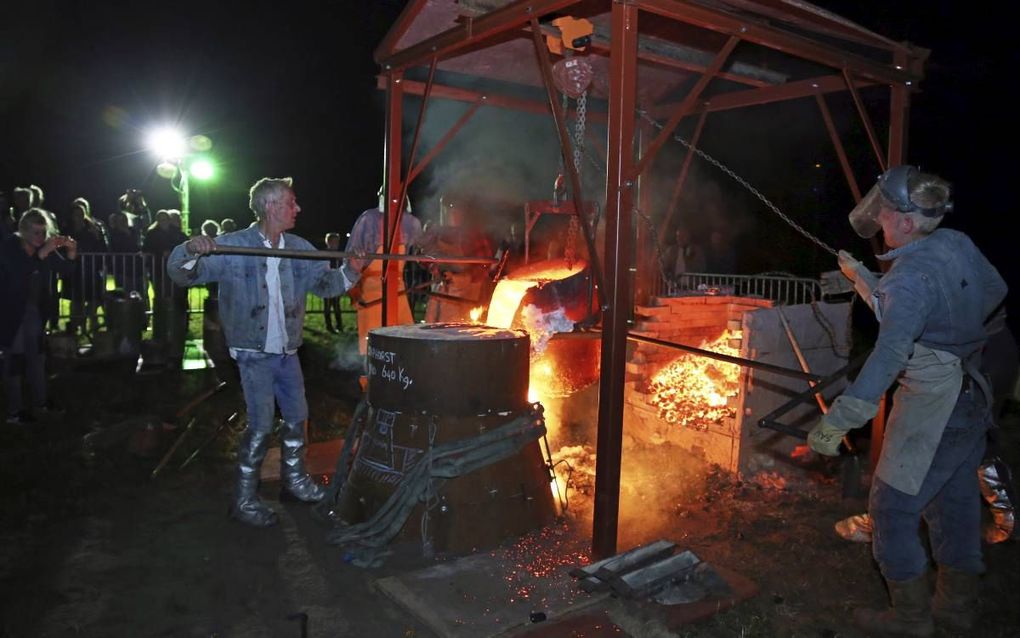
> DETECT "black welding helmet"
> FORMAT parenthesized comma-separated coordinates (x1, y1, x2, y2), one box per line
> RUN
(848, 165, 950, 238)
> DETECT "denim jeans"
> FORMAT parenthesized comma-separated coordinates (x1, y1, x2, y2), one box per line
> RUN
(234, 351, 308, 433)
(870, 388, 989, 581)
(3, 305, 48, 415)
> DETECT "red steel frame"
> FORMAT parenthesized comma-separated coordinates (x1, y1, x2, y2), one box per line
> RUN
(374, 0, 926, 559)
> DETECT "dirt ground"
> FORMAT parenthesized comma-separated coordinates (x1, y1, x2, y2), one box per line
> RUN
(2, 319, 1020, 637)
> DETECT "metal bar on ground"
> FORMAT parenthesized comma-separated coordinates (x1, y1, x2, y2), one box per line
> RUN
(151, 417, 198, 479)
(175, 380, 228, 419)
(179, 411, 240, 470)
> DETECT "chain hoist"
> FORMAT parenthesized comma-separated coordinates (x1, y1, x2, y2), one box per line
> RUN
(564, 90, 587, 268)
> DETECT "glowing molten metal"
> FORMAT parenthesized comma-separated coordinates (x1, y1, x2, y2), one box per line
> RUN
(649, 330, 742, 431)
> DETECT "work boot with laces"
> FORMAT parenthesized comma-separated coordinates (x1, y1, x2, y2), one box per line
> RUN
(853, 574, 934, 637)
(932, 565, 980, 631)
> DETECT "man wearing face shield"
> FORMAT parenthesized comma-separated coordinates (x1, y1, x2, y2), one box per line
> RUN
(806, 165, 1007, 635)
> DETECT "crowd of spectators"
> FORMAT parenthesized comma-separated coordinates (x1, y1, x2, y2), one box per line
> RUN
(0, 184, 244, 338)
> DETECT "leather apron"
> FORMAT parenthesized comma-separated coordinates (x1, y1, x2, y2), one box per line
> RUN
(876, 343, 962, 495)
(356, 243, 412, 355)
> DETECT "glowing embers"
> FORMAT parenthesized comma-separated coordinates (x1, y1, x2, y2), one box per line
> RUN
(648, 330, 742, 431)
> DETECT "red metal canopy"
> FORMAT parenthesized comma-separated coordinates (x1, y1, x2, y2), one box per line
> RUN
(371, 0, 926, 558)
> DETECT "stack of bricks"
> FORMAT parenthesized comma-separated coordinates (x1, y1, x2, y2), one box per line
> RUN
(624, 295, 774, 471)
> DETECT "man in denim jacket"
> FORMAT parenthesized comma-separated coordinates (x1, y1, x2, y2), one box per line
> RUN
(168, 177, 358, 527)
(808, 166, 1007, 635)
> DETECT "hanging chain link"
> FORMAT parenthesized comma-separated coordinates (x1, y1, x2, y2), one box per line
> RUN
(633, 205, 673, 285)
(637, 111, 839, 258)
(564, 91, 588, 267)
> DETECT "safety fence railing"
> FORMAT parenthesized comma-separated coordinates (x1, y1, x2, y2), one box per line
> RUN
(650, 270, 824, 307)
(53, 252, 350, 332)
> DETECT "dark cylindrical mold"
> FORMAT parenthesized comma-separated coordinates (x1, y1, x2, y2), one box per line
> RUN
(339, 323, 557, 553)
(366, 323, 530, 416)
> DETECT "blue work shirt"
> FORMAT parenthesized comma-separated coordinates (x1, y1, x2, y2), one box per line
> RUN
(845, 228, 1007, 404)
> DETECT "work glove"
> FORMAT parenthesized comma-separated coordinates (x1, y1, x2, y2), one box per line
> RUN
(806, 394, 879, 457)
(837, 250, 881, 312)
(807, 416, 850, 456)
(837, 250, 865, 283)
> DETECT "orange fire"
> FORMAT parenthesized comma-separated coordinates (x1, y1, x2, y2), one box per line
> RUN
(476, 260, 589, 444)
(648, 330, 742, 431)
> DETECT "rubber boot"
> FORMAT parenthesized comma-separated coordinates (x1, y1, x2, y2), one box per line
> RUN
(230, 428, 279, 527)
(932, 565, 980, 631)
(853, 575, 934, 637)
(279, 420, 325, 503)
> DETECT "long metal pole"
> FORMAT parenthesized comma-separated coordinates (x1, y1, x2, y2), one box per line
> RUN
(203, 245, 497, 265)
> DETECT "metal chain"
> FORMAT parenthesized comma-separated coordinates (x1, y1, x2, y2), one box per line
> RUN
(633, 206, 672, 285)
(564, 90, 587, 268)
(573, 91, 586, 175)
(637, 111, 838, 257)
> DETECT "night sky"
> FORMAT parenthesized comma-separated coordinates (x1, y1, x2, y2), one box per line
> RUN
(2, 1, 1015, 324)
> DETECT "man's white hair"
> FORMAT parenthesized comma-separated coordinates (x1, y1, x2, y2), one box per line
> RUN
(249, 177, 293, 219)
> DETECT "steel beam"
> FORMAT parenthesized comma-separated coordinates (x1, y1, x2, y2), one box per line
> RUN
(378, 0, 578, 71)
(843, 69, 886, 173)
(636, 0, 922, 86)
(815, 94, 861, 203)
(380, 76, 608, 123)
(407, 99, 483, 185)
(663, 109, 708, 230)
(373, 0, 429, 61)
(382, 72, 404, 326)
(391, 56, 438, 254)
(631, 35, 739, 180)
(646, 73, 875, 119)
(593, 1, 638, 561)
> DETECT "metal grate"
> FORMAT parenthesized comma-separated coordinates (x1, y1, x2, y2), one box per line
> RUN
(658, 272, 823, 307)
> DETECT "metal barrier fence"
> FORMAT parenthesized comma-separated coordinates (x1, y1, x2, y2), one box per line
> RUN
(652, 270, 823, 306)
(55, 252, 344, 331)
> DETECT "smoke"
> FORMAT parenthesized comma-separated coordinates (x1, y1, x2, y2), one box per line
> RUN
(328, 339, 364, 372)
(405, 96, 562, 240)
(519, 304, 574, 357)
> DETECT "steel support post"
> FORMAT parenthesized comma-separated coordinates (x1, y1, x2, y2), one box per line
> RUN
(593, 1, 638, 560)
(663, 110, 707, 235)
(382, 72, 404, 326)
(815, 94, 862, 202)
(391, 56, 437, 253)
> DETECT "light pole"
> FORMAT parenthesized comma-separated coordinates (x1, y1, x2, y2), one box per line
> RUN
(148, 127, 215, 235)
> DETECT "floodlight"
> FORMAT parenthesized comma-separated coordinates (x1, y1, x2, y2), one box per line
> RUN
(147, 127, 187, 159)
(156, 162, 178, 179)
(189, 158, 215, 181)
